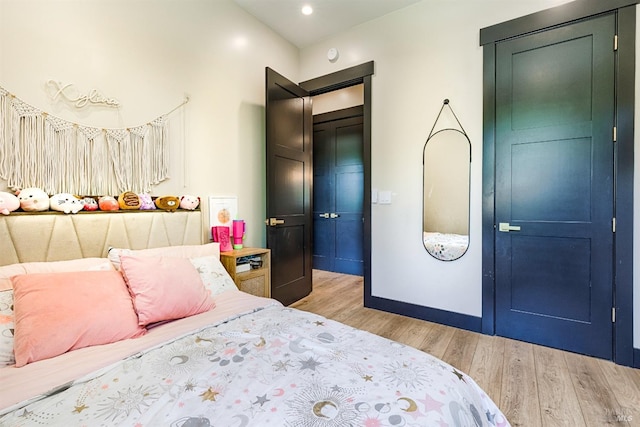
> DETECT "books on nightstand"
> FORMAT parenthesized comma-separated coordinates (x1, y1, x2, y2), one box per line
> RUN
(235, 255, 263, 273)
(236, 263, 251, 273)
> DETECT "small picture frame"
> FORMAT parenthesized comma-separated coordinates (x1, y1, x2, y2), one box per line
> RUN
(208, 196, 237, 239)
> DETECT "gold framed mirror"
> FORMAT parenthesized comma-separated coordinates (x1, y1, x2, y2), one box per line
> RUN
(423, 100, 471, 261)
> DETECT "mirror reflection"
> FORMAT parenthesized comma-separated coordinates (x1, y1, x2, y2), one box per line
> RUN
(423, 128, 471, 261)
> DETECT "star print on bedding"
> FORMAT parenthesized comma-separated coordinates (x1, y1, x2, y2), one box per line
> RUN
(0, 305, 509, 426)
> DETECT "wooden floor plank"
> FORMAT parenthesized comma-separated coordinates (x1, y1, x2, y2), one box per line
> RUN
(441, 328, 480, 374)
(415, 322, 455, 360)
(533, 345, 585, 426)
(500, 339, 541, 427)
(292, 270, 362, 320)
(596, 359, 639, 425)
(384, 316, 437, 350)
(340, 306, 396, 334)
(468, 334, 504, 406)
(564, 352, 625, 426)
(292, 270, 640, 427)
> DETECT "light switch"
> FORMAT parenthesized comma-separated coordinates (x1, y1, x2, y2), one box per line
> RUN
(378, 191, 392, 204)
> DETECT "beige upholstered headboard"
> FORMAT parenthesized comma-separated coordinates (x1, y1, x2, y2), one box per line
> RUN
(0, 211, 204, 266)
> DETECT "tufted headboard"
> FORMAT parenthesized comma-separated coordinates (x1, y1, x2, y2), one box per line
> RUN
(0, 211, 204, 266)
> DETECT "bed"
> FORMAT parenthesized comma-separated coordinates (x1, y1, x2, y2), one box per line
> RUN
(0, 211, 509, 426)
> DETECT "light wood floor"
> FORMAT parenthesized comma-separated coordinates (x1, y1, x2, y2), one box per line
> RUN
(290, 270, 640, 427)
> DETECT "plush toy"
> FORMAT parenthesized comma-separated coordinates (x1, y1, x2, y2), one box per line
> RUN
(0, 191, 20, 215)
(154, 195, 180, 212)
(98, 196, 120, 211)
(118, 191, 141, 210)
(17, 187, 50, 212)
(179, 195, 200, 210)
(82, 197, 99, 211)
(50, 193, 84, 214)
(138, 193, 156, 210)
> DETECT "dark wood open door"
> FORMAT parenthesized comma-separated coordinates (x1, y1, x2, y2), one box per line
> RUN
(494, 14, 615, 359)
(265, 67, 313, 306)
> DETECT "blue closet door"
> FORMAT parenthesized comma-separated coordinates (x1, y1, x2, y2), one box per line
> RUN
(313, 110, 364, 276)
(494, 14, 615, 359)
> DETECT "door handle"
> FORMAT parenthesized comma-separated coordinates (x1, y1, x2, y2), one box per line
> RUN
(266, 218, 285, 226)
(498, 222, 521, 232)
(330, 213, 340, 218)
(319, 213, 329, 218)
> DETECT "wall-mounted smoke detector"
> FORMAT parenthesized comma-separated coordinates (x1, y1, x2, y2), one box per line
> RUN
(327, 47, 339, 62)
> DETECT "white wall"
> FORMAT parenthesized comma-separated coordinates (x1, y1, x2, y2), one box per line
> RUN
(0, 0, 298, 248)
(312, 85, 363, 115)
(299, 0, 640, 348)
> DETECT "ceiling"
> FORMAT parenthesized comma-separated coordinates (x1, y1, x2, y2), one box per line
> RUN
(233, 0, 423, 48)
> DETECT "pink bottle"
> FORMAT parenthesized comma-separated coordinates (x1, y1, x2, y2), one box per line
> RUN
(232, 220, 245, 249)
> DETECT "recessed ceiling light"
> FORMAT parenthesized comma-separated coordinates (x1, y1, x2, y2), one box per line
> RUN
(301, 5, 313, 15)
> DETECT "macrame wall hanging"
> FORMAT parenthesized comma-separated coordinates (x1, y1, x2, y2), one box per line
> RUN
(0, 85, 188, 196)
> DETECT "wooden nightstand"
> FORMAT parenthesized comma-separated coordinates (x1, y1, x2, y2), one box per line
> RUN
(220, 247, 271, 298)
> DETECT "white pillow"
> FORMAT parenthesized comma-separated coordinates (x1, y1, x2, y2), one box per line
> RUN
(108, 243, 220, 270)
(189, 255, 238, 296)
(0, 289, 14, 366)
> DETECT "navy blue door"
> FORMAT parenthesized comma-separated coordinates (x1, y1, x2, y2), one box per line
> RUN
(495, 14, 615, 359)
(313, 108, 364, 275)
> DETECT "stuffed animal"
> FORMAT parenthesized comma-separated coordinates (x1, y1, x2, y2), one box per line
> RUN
(179, 195, 200, 210)
(0, 191, 20, 215)
(154, 195, 180, 212)
(82, 197, 99, 211)
(17, 187, 50, 212)
(98, 196, 120, 211)
(118, 191, 141, 210)
(50, 193, 84, 214)
(138, 193, 156, 210)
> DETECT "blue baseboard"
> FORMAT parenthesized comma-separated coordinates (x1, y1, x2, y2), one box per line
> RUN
(364, 295, 482, 333)
(634, 348, 640, 369)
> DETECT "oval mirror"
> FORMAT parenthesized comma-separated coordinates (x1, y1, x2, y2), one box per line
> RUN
(423, 128, 471, 261)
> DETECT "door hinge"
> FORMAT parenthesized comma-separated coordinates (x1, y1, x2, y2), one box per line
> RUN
(612, 307, 616, 323)
(613, 126, 617, 142)
(614, 35, 618, 51)
(612, 217, 616, 233)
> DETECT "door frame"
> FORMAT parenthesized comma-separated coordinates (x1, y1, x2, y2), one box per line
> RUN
(481, 2, 636, 366)
(299, 61, 374, 303)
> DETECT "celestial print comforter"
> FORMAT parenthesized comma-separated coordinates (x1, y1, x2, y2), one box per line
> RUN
(0, 302, 510, 426)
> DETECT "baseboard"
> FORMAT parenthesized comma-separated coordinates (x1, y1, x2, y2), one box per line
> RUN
(365, 295, 482, 333)
(634, 348, 640, 368)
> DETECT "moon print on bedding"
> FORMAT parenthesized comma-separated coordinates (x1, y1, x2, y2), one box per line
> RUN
(0, 306, 509, 426)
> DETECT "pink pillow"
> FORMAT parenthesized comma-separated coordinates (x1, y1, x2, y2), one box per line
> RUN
(120, 256, 215, 326)
(12, 270, 146, 367)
